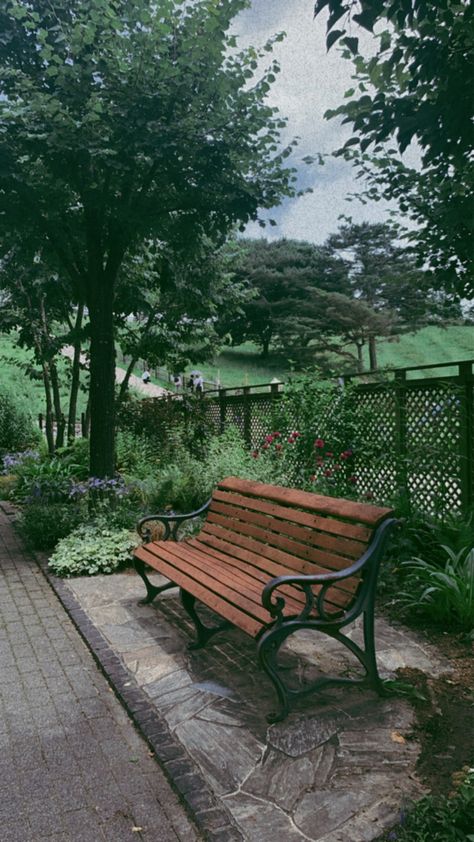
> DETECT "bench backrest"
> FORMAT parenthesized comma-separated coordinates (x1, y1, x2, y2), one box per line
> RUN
(199, 476, 394, 615)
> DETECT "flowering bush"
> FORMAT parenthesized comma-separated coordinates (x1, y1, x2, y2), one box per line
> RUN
(2, 449, 40, 474)
(253, 430, 362, 497)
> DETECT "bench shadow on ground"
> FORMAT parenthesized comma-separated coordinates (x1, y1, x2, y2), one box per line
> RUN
(66, 571, 453, 842)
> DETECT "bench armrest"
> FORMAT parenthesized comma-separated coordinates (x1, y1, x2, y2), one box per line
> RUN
(137, 498, 212, 541)
(262, 517, 398, 622)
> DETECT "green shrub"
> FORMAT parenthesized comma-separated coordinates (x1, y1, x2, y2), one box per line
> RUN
(11, 456, 78, 503)
(398, 545, 474, 632)
(380, 768, 474, 841)
(116, 429, 161, 480)
(55, 438, 90, 480)
(0, 387, 40, 454)
(0, 474, 18, 499)
(48, 520, 138, 576)
(16, 502, 83, 550)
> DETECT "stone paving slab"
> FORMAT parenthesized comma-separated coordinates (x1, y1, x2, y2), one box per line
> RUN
(0, 507, 202, 842)
(62, 568, 454, 842)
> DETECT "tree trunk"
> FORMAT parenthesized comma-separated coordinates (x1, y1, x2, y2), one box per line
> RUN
(87, 280, 116, 477)
(117, 354, 139, 405)
(368, 334, 378, 371)
(41, 362, 55, 456)
(67, 303, 85, 444)
(356, 341, 364, 372)
(49, 361, 64, 449)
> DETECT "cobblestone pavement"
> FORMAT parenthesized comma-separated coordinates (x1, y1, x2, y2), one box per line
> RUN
(0, 506, 201, 842)
(63, 567, 454, 842)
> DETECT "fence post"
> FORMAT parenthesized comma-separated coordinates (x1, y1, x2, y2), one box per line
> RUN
(394, 371, 408, 507)
(38, 413, 43, 431)
(219, 387, 226, 435)
(459, 361, 473, 513)
(243, 386, 251, 447)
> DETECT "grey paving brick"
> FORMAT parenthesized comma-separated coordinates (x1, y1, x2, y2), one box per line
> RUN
(0, 509, 200, 842)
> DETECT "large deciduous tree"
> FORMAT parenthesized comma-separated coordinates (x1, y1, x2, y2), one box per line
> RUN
(218, 237, 350, 356)
(314, 0, 474, 296)
(0, 0, 297, 476)
(326, 221, 461, 370)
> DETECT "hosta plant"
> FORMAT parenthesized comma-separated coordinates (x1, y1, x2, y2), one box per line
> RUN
(48, 520, 138, 577)
(399, 545, 474, 632)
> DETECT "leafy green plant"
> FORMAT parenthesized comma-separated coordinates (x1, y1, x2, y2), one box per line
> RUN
(0, 387, 40, 454)
(380, 768, 474, 841)
(16, 502, 83, 550)
(11, 456, 78, 504)
(398, 545, 474, 632)
(48, 520, 138, 577)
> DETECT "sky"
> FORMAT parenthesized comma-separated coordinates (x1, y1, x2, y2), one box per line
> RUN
(234, 0, 395, 245)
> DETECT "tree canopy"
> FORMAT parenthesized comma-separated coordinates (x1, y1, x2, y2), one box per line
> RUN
(0, 0, 298, 475)
(314, 0, 474, 296)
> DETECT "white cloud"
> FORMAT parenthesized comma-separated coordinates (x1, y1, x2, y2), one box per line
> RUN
(234, 0, 396, 243)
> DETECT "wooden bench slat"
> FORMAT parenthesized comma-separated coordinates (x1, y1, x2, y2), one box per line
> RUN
(212, 489, 372, 542)
(135, 545, 265, 635)
(204, 513, 361, 568)
(162, 541, 308, 614)
(186, 538, 357, 610)
(208, 501, 366, 558)
(200, 521, 357, 575)
(191, 532, 358, 610)
(218, 477, 393, 526)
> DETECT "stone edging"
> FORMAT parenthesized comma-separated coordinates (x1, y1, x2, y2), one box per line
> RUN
(35, 554, 243, 842)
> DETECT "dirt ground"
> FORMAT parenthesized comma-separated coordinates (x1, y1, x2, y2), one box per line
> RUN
(393, 624, 473, 795)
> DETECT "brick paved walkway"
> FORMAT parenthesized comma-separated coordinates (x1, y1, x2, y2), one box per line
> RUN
(0, 506, 200, 842)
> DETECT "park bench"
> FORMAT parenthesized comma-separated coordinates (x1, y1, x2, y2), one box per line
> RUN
(133, 476, 397, 722)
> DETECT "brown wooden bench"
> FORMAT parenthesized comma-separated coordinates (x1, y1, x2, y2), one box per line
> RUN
(133, 476, 397, 722)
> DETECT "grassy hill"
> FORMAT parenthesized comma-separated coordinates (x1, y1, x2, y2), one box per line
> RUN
(181, 325, 474, 387)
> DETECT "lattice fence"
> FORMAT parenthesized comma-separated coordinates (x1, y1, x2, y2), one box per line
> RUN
(147, 361, 474, 516)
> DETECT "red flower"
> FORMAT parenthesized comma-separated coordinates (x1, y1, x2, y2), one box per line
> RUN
(252, 451, 259, 458)
(262, 443, 269, 450)
(314, 438, 324, 449)
(323, 469, 333, 477)
(348, 475, 357, 484)
(326, 451, 333, 458)
(273, 431, 281, 438)
(275, 443, 282, 451)
(265, 434, 274, 444)
(292, 431, 301, 438)
(288, 436, 294, 443)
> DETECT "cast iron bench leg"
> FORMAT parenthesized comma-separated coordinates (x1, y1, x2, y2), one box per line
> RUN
(180, 589, 232, 650)
(134, 558, 175, 604)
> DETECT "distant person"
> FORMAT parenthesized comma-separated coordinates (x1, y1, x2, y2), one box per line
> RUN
(173, 374, 182, 390)
(187, 374, 195, 391)
(194, 374, 204, 394)
(142, 369, 151, 384)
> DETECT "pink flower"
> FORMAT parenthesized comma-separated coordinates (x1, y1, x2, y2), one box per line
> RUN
(275, 443, 282, 451)
(314, 438, 324, 449)
(324, 469, 333, 477)
(262, 443, 269, 450)
(265, 434, 274, 444)
(326, 451, 333, 458)
(273, 431, 281, 438)
(292, 431, 301, 438)
(288, 436, 294, 443)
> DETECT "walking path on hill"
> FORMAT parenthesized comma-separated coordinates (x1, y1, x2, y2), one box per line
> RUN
(0, 504, 199, 842)
(61, 346, 170, 398)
